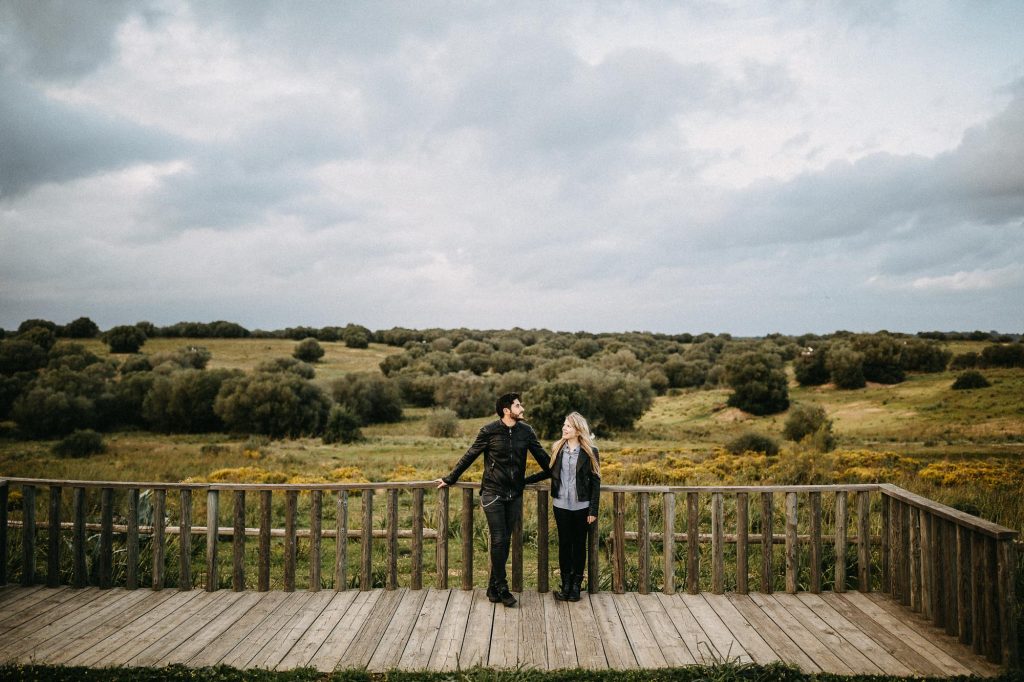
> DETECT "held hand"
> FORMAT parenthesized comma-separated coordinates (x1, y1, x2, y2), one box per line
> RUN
(435, 478, 448, 489)
(587, 515, 596, 524)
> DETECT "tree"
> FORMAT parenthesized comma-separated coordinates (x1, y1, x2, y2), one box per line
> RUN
(899, 338, 951, 373)
(293, 337, 325, 362)
(322, 406, 363, 443)
(433, 371, 493, 419)
(63, 317, 100, 339)
(143, 369, 238, 432)
(555, 367, 654, 433)
(523, 381, 593, 439)
(256, 357, 315, 379)
(853, 334, 904, 384)
(331, 372, 404, 423)
(0, 340, 48, 374)
(104, 325, 147, 354)
(783, 403, 835, 451)
(12, 387, 95, 438)
(826, 342, 866, 389)
(724, 351, 789, 416)
(794, 347, 830, 386)
(725, 431, 780, 456)
(952, 371, 990, 390)
(342, 324, 372, 349)
(215, 372, 331, 437)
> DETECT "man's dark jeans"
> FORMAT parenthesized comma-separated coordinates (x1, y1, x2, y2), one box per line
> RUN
(481, 493, 522, 589)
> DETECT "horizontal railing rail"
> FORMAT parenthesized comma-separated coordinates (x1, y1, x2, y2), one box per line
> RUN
(0, 477, 1017, 666)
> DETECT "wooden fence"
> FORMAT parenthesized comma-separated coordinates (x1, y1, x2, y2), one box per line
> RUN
(0, 477, 1017, 666)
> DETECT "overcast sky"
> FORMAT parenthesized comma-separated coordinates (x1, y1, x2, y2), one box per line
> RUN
(2, 1, 1022, 336)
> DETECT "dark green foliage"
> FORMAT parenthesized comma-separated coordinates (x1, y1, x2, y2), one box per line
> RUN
(725, 431, 780, 456)
(322, 406, 363, 444)
(571, 338, 601, 359)
(293, 338, 325, 363)
(104, 325, 147, 354)
(852, 333, 905, 384)
(433, 371, 493, 419)
(331, 372, 404, 423)
(342, 324, 372, 349)
(107, 371, 156, 426)
(524, 381, 594, 439)
(425, 408, 461, 438)
(256, 357, 315, 379)
(134, 320, 158, 337)
(150, 346, 212, 371)
(46, 343, 102, 371)
(144, 369, 238, 432)
(949, 351, 979, 370)
(0, 339, 48, 374)
(553, 367, 654, 433)
(19, 325, 57, 351)
(63, 316, 100, 338)
(898, 337, 951, 372)
(17, 318, 57, 335)
(395, 373, 437, 407)
(160, 320, 250, 338)
(120, 355, 154, 373)
(952, 370, 991, 390)
(826, 342, 866, 389)
(52, 429, 106, 458)
(793, 347, 829, 386)
(783, 403, 835, 451)
(662, 356, 709, 388)
(491, 370, 539, 399)
(379, 353, 410, 377)
(11, 387, 95, 437)
(215, 372, 331, 438)
(0, 372, 32, 418)
(724, 351, 789, 416)
(980, 343, 1024, 368)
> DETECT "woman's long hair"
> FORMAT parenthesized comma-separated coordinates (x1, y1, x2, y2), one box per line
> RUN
(550, 411, 600, 477)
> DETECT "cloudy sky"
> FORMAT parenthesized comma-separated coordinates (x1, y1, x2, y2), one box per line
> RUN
(2, 1, 1022, 335)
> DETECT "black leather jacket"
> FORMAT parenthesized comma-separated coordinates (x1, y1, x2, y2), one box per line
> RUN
(442, 419, 551, 499)
(526, 445, 600, 517)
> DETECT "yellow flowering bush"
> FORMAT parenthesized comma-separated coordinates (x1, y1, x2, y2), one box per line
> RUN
(200, 466, 289, 484)
(385, 464, 423, 481)
(918, 459, 1024, 489)
(328, 466, 370, 485)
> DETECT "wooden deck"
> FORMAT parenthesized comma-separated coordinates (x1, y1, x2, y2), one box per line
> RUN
(0, 585, 1003, 676)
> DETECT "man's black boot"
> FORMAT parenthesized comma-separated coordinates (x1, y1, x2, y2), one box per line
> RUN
(568, 575, 582, 602)
(553, 574, 571, 601)
(498, 585, 517, 607)
(486, 582, 501, 603)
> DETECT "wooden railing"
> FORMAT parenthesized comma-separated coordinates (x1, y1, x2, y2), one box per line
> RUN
(0, 477, 1018, 666)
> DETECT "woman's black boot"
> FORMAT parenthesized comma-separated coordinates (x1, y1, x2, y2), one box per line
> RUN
(553, 574, 572, 601)
(568, 575, 582, 602)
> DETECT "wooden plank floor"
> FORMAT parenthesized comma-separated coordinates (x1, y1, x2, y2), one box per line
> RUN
(0, 585, 1003, 676)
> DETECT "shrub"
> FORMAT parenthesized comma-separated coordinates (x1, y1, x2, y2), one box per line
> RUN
(143, 369, 238, 432)
(548, 367, 653, 434)
(426, 408, 461, 438)
(663, 357, 709, 388)
(342, 324, 372, 349)
(256, 357, 315, 379)
(53, 429, 106, 458)
(724, 351, 789, 415)
(11, 387, 95, 438)
(524, 381, 594, 439)
(216, 372, 331, 438)
(293, 337, 325, 362)
(103, 325, 147, 353)
(784, 403, 835, 451)
(17, 318, 57, 335)
(46, 344, 102, 371)
(853, 333, 905, 384)
(793, 347, 830, 386)
(898, 338, 951, 373)
(0, 339, 49, 374)
(952, 370, 991, 390)
(396, 373, 437, 407)
(18, 326, 57, 351)
(979, 343, 1024, 368)
(826, 342, 866, 389)
(0, 373, 32, 419)
(106, 371, 155, 427)
(433, 371, 493, 419)
(948, 351, 979, 370)
(571, 338, 601, 359)
(322, 406, 363, 444)
(331, 372, 404, 423)
(726, 431, 780, 456)
(63, 316, 100, 338)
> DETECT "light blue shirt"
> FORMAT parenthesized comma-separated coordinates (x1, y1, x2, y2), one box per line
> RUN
(553, 444, 589, 511)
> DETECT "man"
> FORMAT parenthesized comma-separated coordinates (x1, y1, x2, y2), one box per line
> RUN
(436, 392, 550, 607)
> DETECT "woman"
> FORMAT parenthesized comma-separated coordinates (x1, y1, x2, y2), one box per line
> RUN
(528, 411, 600, 601)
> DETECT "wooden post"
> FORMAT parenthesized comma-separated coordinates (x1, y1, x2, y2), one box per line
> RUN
(47, 486, 61, 587)
(21, 484, 35, 586)
(588, 508, 599, 594)
(310, 489, 322, 591)
(537, 490, 548, 593)
(950, 521, 964, 639)
(435, 487, 448, 589)
(997, 539, 1019, 667)
(929, 514, 943, 628)
(613, 491, 625, 594)
(712, 492, 724, 594)
(760, 491, 773, 594)
(460, 488, 472, 591)
(687, 492, 699, 594)
(178, 488, 191, 591)
(735, 493, 747, 595)
(152, 488, 166, 590)
(258, 490, 271, 592)
(411, 488, 424, 591)
(663, 492, 676, 595)
(233, 490, 245, 591)
(73, 487, 86, 588)
(880, 494, 890, 593)
(809, 491, 821, 594)
(386, 488, 398, 590)
(361, 488, 374, 591)
(511, 501, 523, 593)
(638, 492, 650, 595)
(285, 490, 297, 592)
(834, 491, 847, 593)
(784, 491, 798, 594)
(909, 506, 921, 611)
(900, 502, 911, 606)
(919, 510, 931, 618)
(206, 489, 218, 592)
(984, 537, 1000, 664)
(971, 532, 985, 656)
(336, 491, 348, 591)
(0, 481, 7, 585)
(126, 488, 139, 590)
(857, 490, 870, 592)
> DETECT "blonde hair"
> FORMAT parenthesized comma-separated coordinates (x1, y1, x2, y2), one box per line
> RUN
(551, 411, 600, 477)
